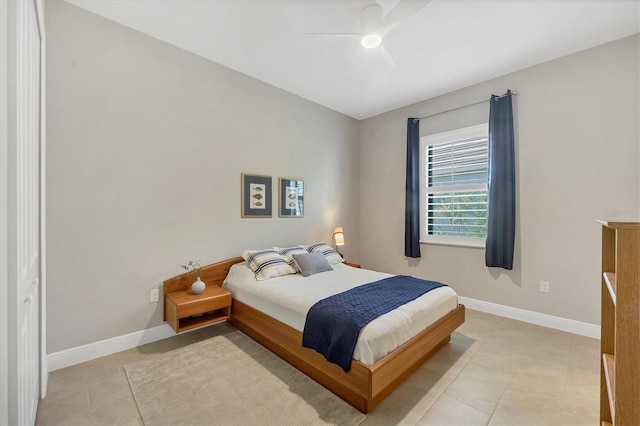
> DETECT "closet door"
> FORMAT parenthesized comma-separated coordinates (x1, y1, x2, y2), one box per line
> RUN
(3, 0, 45, 424)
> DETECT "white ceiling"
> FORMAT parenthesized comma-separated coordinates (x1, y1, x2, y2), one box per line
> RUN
(65, 0, 639, 120)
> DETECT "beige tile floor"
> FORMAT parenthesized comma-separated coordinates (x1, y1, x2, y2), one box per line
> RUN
(36, 309, 600, 425)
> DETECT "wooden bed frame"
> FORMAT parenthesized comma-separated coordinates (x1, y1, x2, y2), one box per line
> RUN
(165, 257, 465, 413)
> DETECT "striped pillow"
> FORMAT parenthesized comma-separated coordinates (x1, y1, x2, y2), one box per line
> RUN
(274, 246, 309, 272)
(304, 243, 344, 265)
(242, 249, 296, 281)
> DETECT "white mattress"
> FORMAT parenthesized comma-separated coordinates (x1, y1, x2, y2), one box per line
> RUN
(222, 262, 458, 365)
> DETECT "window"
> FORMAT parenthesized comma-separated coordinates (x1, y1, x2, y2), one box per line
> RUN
(419, 123, 488, 248)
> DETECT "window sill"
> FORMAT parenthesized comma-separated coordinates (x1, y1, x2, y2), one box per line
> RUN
(420, 238, 486, 249)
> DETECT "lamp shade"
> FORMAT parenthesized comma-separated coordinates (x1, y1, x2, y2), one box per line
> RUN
(333, 227, 345, 246)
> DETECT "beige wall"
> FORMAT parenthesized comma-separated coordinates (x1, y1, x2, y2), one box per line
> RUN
(45, 0, 360, 353)
(47, 0, 638, 353)
(358, 35, 640, 325)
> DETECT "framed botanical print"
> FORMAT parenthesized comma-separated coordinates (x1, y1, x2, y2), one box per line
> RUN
(279, 178, 304, 218)
(241, 174, 272, 218)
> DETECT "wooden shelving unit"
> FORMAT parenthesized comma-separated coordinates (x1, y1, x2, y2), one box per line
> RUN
(598, 219, 639, 425)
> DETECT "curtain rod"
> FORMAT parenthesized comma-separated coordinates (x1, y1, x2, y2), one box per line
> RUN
(415, 90, 518, 121)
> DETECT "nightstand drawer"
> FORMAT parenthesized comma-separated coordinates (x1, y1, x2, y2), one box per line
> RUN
(176, 293, 231, 318)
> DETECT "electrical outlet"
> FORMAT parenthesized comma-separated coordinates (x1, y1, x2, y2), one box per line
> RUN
(540, 281, 550, 293)
(150, 289, 159, 303)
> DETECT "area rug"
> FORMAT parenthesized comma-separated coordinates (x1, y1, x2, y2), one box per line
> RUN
(124, 330, 366, 426)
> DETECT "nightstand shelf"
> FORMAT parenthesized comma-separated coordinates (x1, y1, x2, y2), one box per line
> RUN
(163, 280, 232, 333)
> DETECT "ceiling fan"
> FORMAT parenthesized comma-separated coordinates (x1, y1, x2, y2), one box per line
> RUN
(306, 1, 432, 50)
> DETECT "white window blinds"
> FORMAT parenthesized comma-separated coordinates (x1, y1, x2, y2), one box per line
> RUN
(420, 124, 489, 247)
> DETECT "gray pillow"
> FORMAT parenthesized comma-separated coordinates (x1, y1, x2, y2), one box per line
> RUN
(292, 252, 333, 277)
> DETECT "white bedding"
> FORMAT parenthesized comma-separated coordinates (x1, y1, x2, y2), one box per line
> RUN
(222, 262, 458, 365)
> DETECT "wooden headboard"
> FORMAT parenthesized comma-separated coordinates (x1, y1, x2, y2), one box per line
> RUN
(163, 256, 244, 294)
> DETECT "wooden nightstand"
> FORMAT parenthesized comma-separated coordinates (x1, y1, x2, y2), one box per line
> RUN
(344, 262, 361, 268)
(164, 285, 231, 333)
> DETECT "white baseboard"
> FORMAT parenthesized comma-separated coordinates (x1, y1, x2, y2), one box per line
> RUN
(458, 296, 600, 339)
(47, 323, 177, 372)
(48, 299, 600, 372)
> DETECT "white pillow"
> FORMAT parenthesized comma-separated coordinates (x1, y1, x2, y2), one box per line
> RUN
(274, 246, 309, 272)
(303, 243, 344, 265)
(242, 249, 296, 281)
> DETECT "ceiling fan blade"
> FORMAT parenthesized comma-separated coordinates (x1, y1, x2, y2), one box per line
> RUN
(357, 43, 397, 71)
(303, 33, 361, 44)
(378, 0, 432, 37)
(303, 32, 360, 36)
(377, 45, 397, 71)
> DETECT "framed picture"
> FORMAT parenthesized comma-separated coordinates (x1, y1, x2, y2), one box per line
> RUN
(241, 174, 272, 218)
(279, 178, 304, 218)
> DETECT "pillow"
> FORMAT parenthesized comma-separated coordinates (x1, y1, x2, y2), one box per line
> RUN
(242, 249, 296, 281)
(303, 242, 344, 265)
(274, 246, 308, 272)
(292, 252, 333, 277)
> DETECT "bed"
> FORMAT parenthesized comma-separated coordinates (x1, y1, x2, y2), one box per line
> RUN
(164, 256, 465, 413)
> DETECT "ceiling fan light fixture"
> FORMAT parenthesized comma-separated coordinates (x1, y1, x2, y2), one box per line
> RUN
(361, 34, 382, 49)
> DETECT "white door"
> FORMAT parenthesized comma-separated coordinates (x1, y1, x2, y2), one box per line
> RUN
(2, 0, 45, 424)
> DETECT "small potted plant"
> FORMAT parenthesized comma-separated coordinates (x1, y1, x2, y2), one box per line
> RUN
(181, 260, 205, 294)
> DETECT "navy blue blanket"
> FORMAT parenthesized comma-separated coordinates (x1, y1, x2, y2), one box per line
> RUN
(302, 275, 446, 372)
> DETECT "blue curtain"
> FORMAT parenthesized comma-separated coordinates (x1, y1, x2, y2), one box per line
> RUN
(485, 90, 515, 269)
(405, 118, 421, 258)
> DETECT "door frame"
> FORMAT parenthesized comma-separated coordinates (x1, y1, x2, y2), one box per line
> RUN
(35, 0, 47, 399)
(0, 0, 10, 421)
